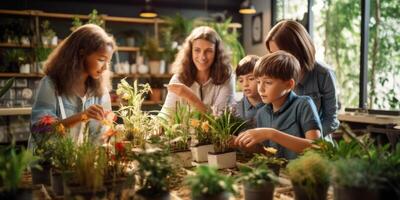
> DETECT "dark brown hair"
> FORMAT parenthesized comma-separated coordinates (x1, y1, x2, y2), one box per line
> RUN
(254, 50, 301, 82)
(265, 20, 315, 72)
(44, 24, 116, 97)
(235, 55, 259, 77)
(172, 26, 231, 86)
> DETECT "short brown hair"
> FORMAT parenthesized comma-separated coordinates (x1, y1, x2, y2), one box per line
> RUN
(265, 20, 315, 72)
(172, 26, 231, 86)
(235, 55, 259, 77)
(254, 50, 301, 82)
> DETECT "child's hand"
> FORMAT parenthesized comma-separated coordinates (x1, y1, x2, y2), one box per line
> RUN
(167, 83, 192, 99)
(234, 128, 272, 148)
(84, 104, 104, 121)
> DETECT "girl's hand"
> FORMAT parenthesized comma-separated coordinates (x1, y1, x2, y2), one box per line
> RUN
(234, 128, 273, 148)
(83, 104, 104, 121)
(167, 83, 192, 99)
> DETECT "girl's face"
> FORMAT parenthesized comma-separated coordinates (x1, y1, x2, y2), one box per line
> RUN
(85, 46, 113, 79)
(257, 75, 293, 104)
(238, 73, 259, 99)
(192, 39, 216, 73)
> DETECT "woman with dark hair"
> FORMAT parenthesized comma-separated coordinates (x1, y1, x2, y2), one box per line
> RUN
(161, 26, 235, 113)
(265, 20, 340, 136)
(31, 24, 116, 144)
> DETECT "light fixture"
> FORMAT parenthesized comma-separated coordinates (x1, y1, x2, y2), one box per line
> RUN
(239, 0, 256, 15)
(139, 0, 158, 18)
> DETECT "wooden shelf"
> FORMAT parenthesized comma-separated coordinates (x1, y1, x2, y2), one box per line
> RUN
(0, 107, 31, 116)
(0, 73, 44, 78)
(117, 46, 140, 52)
(0, 43, 33, 48)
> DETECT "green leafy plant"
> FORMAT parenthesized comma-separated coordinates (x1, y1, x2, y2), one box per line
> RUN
(51, 136, 76, 173)
(189, 111, 213, 146)
(0, 78, 15, 98)
(206, 108, 247, 153)
(163, 13, 194, 44)
(237, 164, 276, 188)
(185, 165, 236, 198)
(70, 9, 104, 31)
(141, 36, 162, 60)
(70, 16, 83, 32)
(34, 47, 52, 62)
(0, 145, 40, 193)
(40, 20, 56, 40)
(248, 153, 287, 170)
(287, 151, 331, 199)
(132, 148, 173, 196)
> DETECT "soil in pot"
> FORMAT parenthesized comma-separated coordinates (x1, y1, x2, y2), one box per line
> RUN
(292, 183, 328, 200)
(334, 186, 380, 200)
(191, 144, 214, 163)
(208, 151, 236, 169)
(31, 163, 51, 185)
(244, 182, 275, 200)
(192, 192, 230, 200)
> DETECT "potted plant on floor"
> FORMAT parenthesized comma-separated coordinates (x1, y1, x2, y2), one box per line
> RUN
(132, 148, 174, 200)
(30, 115, 65, 185)
(160, 102, 193, 168)
(185, 165, 236, 200)
(50, 135, 75, 196)
(237, 163, 277, 200)
(206, 108, 247, 169)
(190, 111, 214, 163)
(0, 144, 40, 199)
(287, 151, 331, 200)
(247, 149, 287, 176)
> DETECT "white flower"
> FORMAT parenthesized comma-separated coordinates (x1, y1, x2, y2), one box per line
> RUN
(218, 180, 226, 189)
(120, 110, 128, 117)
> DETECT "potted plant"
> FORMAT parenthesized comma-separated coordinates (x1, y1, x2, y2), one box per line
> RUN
(132, 148, 173, 200)
(115, 79, 156, 148)
(70, 9, 105, 32)
(247, 150, 287, 176)
(141, 37, 162, 75)
(0, 144, 40, 199)
(65, 141, 107, 199)
(30, 115, 65, 185)
(3, 49, 26, 73)
(237, 164, 277, 200)
(287, 151, 331, 200)
(190, 111, 214, 163)
(206, 108, 247, 169)
(34, 46, 52, 73)
(185, 165, 236, 200)
(40, 20, 57, 46)
(50, 135, 75, 196)
(160, 102, 193, 168)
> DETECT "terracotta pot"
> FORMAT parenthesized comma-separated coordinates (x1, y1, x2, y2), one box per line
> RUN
(171, 150, 193, 168)
(193, 192, 230, 200)
(334, 186, 380, 200)
(150, 88, 162, 102)
(208, 151, 236, 169)
(191, 144, 215, 163)
(244, 182, 275, 200)
(51, 171, 64, 196)
(31, 164, 51, 185)
(292, 183, 328, 200)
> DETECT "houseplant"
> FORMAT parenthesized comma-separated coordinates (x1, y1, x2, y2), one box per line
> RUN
(287, 151, 331, 200)
(237, 164, 277, 200)
(132, 148, 173, 199)
(70, 9, 105, 32)
(0, 144, 40, 199)
(185, 165, 236, 200)
(141, 37, 162, 75)
(160, 102, 193, 168)
(247, 151, 287, 176)
(40, 20, 56, 46)
(206, 108, 247, 169)
(189, 111, 214, 163)
(3, 49, 26, 73)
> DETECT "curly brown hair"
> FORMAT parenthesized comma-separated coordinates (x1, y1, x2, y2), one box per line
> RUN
(44, 24, 116, 97)
(172, 26, 232, 86)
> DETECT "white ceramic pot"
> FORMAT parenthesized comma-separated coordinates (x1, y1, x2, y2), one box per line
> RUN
(171, 150, 193, 168)
(148, 60, 160, 75)
(208, 151, 236, 169)
(191, 144, 214, 163)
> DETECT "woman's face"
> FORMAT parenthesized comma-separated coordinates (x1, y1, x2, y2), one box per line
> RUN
(268, 41, 280, 53)
(192, 39, 216, 73)
(85, 46, 113, 79)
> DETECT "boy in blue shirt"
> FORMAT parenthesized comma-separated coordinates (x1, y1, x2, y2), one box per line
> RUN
(234, 55, 264, 126)
(234, 51, 322, 159)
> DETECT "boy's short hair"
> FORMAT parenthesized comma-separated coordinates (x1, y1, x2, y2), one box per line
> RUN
(254, 50, 300, 82)
(236, 55, 260, 77)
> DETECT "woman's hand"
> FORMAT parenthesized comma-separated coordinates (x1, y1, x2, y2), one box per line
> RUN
(167, 83, 193, 99)
(83, 104, 105, 121)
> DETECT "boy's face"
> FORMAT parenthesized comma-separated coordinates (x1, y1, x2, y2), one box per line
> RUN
(238, 73, 259, 99)
(257, 75, 293, 104)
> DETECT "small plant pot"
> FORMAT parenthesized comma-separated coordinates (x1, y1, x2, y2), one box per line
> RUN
(171, 150, 193, 168)
(244, 182, 275, 200)
(104, 176, 135, 199)
(66, 184, 106, 200)
(334, 186, 380, 200)
(193, 192, 230, 200)
(150, 88, 162, 102)
(191, 144, 215, 163)
(149, 60, 161, 75)
(135, 189, 170, 200)
(292, 183, 328, 200)
(31, 164, 51, 186)
(51, 171, 64, 196)
(208, 151, 236, 169)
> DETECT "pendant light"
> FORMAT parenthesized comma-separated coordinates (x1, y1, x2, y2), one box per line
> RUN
(139, 0, 158, 18)
(239, 0, 256, 14)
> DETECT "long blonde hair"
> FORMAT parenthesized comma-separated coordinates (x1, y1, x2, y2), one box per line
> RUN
(172, 26, 231, 86)
(44, 24, 116, 97)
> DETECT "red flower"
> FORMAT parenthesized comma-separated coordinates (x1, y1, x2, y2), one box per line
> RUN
(115, 142, 125, 153)
(39, 115, 57, 126)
